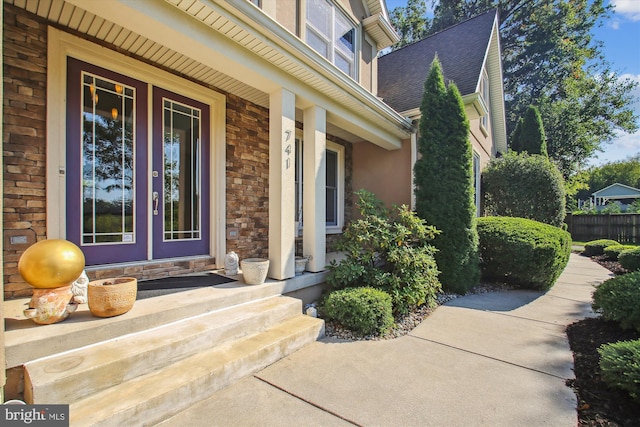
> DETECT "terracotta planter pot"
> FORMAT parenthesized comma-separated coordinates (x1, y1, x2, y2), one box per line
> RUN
(88, 277, 137, 317)
(240, 258, 270, 285)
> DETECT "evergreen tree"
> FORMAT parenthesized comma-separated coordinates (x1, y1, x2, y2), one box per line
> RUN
(414, 58, 480, 293)
(390, 0, 638, 176)
(513, 105, 548, 157)
(389, 0, 430, 49)
(509, 117, 523, 152)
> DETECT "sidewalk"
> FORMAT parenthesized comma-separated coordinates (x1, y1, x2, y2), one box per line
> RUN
(158, 253, 613, 427)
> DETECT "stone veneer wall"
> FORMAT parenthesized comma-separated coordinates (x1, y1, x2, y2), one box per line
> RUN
(225, 94, 270, 261)
(3, 5, 48, 298)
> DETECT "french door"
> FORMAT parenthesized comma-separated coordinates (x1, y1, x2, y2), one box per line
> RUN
(66, 59, 210, 266)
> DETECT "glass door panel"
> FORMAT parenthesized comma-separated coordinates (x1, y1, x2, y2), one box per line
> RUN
(152, 88, 210, 258)
(66, 58, 148, 265)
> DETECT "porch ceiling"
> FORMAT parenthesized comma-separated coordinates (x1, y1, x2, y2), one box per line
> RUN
(5, 0, 412, 147)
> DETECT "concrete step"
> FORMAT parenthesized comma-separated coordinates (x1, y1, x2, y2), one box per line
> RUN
(68, 314, 324, 427)
(23, 296, 304, 405)
(6, 281, 288, 369)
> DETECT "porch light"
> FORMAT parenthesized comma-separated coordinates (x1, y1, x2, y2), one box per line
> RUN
(111, 108, 118, 120)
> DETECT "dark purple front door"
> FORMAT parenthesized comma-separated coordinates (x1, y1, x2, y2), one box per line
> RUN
(66, 59, 210, 266)
(151, 87, 210, 259)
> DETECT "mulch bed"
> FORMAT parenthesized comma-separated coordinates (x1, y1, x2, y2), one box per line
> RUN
(566, 255, 640, 426)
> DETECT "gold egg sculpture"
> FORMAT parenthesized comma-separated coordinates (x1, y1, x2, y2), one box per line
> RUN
(18, 239, 85, 289)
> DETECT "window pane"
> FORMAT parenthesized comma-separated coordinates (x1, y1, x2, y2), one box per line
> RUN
(307, 29, 329, 58)
(163, 99, 202, 241)
(334, 52, 353, 76)
(81, 73, 135, 244)
(335, 14, 354, 55)
(326, 150, 338, 226)
(307, 0, 331, 36)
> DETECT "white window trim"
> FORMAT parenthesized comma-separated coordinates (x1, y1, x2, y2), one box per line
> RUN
(303, 0, 359, 80)
(325, 140, 345, 234)
(294, 133, 344, 234)
(480, 70, 490, 134)
(46, 28, 227, 266)
(473, 151, 481, 217)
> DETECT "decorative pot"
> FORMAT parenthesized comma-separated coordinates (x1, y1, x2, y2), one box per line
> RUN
(224, 251, 239, 275)
(88, 277, 137, 318)
(24, 285, 77, 325)
(240, 258, 270, 285)
(295, 256, 308, 275)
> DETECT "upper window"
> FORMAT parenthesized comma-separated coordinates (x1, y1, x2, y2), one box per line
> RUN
(306, 0, 357, 78)
(480, 71, 490, 130)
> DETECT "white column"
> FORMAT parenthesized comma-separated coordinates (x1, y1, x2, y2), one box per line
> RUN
(269, 88, 296, 280)
(303, 106, 326, 272)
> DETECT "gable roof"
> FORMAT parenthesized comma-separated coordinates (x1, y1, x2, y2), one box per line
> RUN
(592, 183, 640, 198)
(378, 9, 498, 114)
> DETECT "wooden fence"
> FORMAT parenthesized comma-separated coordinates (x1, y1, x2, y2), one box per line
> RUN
(565, 213, 640, 243)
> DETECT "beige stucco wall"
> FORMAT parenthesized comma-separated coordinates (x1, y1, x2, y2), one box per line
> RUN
(469, 117, 494, 170)
(352, 139, 413, 209)
(275, 0, 298, 34)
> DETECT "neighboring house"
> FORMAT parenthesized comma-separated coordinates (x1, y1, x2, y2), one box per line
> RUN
(592, 183, 640, 209)
(356, 9, 507, 214)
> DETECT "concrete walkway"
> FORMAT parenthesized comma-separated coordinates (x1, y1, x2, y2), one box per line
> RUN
(158, 253, 613, 427)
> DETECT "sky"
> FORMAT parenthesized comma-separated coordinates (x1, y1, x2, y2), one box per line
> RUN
(384, 0, 640, 168)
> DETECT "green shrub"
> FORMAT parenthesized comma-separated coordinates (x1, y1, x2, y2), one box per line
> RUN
(327, 190, 441, 314)
(603, 244, 636, 261)
(322, 287, 394, 336)
(599, 339, 640, 402)
(619, 247, 640, 271)
(583, 239, 620, 257)
(592, 272, 640, 331)
(477, 216, 571, 290)
(482, 152, 566, 227)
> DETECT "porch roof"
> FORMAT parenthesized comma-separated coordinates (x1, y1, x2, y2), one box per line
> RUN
(8, 0, 413, 149)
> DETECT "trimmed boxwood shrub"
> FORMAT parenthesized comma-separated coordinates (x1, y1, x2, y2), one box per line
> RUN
(477, 216, 571, 290)
(599, 339, 640, 402)
(583, 239, 619, 257)
(619, 247, 640, 271)
(592, 272, 640, 331)
(322, 287, 394, 336)
(604, 244, 636, 261)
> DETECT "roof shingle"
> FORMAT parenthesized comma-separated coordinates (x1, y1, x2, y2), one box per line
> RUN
(378, 9, 498, 113)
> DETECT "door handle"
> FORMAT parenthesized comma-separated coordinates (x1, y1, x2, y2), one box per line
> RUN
(153, 191, 159, 215)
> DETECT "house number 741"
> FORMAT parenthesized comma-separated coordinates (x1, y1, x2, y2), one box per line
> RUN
(284, 129, 292, 169)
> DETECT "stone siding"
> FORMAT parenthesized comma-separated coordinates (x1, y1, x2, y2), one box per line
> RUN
(225, 94, 270, 260)
(3, 5, 48, 298)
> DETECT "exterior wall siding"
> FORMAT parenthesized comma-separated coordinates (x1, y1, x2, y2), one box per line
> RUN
(225, 94, 270, 260)
(3, 5, 48, 298)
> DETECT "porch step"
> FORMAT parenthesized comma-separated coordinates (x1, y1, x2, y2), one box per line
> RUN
(6, 280, 288, 369)
(68, 314, 324, 427)
(23, 296, 305, 404)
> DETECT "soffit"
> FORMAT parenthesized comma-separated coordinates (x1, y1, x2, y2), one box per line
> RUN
(5, 0, 270, 108)
(6, 0, 412, 145)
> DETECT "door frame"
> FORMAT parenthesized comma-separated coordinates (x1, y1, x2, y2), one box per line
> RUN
(47, 28, 227, 267)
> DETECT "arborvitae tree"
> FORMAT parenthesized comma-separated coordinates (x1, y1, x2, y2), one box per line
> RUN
(516, 105, 548, 157)
(414, 58, 480, 294)
(509, 117, 523, 152)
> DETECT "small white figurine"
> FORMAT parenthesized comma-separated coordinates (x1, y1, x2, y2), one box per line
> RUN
(224, 251, 239, 275)
(71, 270, 89, 303)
